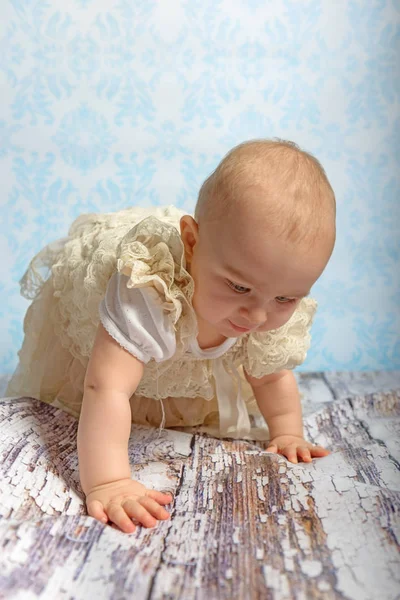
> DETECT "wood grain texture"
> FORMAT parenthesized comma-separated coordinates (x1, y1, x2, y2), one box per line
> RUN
(0, 373, 399, 600)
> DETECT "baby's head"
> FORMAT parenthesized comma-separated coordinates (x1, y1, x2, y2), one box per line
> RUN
(180, 139, 336, 338)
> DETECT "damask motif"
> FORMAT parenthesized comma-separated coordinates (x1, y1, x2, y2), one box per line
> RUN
(1, 0, 399, 372)
(53, 106, 116, 172)
(221, 109, 275, 150)
(312, 123, 357, 161)
(386, 117, 400, 160)
(0, 121, 22, 157)
(67, 34, 100, 79)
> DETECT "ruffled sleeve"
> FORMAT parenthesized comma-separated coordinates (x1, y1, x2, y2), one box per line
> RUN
(114, 216, 197, 351)
(99, 272, 176, 364)
(243, 297, 318, 379)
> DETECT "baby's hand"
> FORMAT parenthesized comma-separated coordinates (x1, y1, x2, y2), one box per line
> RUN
(85, 478, 174, 533)
(266, 435, 330, 464)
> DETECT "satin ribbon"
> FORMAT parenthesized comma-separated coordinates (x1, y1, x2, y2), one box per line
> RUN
(212, 357, 251, 438)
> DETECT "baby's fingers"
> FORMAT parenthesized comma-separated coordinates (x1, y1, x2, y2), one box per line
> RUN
(146, 489, 174, 506)
(87, 499, 108, 524)
(309, 445, 330, 458)
(140, 496, 171, 521)
(282, 445, 299, 464)
(106, 502, 136, 534)
(266, 443, 278, 454)
(123, 498, 161, 528)
(297, 446, 312, 463)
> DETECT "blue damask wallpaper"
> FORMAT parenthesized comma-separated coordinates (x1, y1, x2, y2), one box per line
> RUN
(1, 1, 399, 373)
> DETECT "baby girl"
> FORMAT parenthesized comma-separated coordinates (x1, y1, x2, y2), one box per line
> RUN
(7, 139, 336, 534)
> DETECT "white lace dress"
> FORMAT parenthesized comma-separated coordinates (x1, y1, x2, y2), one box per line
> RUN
(6, 205, 317, 440)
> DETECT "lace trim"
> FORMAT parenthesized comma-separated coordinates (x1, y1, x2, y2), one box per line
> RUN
(41, 208, 193, 362)
(116, 216, 197, 354)
(241, 297, 318, 379)
(19, 237, 69, 300)
(135, 355, 216, 401)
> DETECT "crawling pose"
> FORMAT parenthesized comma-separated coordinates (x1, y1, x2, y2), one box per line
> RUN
(7, 139, 336, 533)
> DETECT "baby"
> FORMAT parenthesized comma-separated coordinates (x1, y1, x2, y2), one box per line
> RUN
(7, 139, 336, 534)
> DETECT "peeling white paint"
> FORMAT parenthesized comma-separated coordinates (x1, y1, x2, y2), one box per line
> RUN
(232, 527, 240, 545)
(300, 560, 322, 577)
(1, 382, 399, 600)
(256, 548, 264, 560)
(262, 565, 290, 598)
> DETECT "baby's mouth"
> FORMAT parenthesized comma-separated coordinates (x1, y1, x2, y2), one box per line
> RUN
(228, 320, 252, 333)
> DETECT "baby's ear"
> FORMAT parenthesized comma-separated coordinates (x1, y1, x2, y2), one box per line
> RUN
(179, 215, 199, 260)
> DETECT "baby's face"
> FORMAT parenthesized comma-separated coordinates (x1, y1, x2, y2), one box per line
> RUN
(188, 217, 332, 339)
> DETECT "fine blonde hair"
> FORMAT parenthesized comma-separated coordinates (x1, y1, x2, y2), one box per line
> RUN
(194, 138, 336, 246)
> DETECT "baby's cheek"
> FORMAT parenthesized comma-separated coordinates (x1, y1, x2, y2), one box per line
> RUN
(196, 290, 220, 315)
(206, 295, 229, 320)
(206, 295, 225, 314)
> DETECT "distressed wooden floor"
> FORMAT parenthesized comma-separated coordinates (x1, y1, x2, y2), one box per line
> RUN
(0, 371, 399, 600)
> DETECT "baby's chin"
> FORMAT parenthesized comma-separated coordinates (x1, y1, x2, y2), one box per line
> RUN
(218, 320, 257, 337)
(222, 320, 276, 337)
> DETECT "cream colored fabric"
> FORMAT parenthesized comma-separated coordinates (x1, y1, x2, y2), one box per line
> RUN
(99, 272, 177, 364)
(241, 297, 317, 379)
(6, 204, 317, 440)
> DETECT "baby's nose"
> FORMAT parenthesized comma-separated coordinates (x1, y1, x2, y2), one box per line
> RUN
(240, 307, 267, 327)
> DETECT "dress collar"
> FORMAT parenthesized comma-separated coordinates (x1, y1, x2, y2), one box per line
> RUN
(188, 335, 237, 359)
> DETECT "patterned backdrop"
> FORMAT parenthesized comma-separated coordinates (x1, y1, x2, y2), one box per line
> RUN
(1, 0, 399, 374)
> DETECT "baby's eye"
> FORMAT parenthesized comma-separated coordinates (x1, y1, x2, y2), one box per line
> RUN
(276, 296, 296, 304)
(227, 280, 250, 294)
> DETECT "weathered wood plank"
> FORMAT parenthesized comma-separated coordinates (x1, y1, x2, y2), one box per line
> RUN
(149, 390, 400, 600)
(248, 372, 335, 430)
(0, 397, 193, 599)
(1, 379, 399, 599)
(296, 372, 336, 405)
(0, 398, 191, 521)
(323, 371, 400, 400)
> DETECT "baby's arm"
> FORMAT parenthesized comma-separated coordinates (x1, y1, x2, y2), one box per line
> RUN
(77, 323, 173, 533)
(245, 369, 330, 463)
